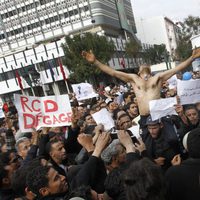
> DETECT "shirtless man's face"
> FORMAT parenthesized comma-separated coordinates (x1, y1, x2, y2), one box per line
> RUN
(138, 65, 152, 81)
(139, 73, 151, 81)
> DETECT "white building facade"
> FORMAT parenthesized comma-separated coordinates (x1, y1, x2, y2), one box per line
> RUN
(0, 0, 137, 102)
(135, 16, 181, 58)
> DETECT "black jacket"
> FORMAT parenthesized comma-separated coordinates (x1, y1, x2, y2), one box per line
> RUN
(165, 158, 200, 200)
(144, 129, 179, 171)
(0, 188, 15, 200)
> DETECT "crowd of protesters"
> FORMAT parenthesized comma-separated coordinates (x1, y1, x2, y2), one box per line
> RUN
(0, 70, 200, 200)
(0, 47, 200, 200)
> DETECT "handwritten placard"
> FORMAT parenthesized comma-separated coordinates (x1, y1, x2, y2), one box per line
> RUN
(177, 79, 200, 105)
(149, 97, 177, 120)
(14, 94, 72, 132)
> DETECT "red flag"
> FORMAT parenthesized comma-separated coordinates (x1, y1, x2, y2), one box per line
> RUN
(58, 57, 67, 81)
(120, 57, 125, 68)
(15, 70, 23, 90)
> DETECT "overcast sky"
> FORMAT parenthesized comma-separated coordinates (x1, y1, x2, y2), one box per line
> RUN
(131, 0, 200, 22)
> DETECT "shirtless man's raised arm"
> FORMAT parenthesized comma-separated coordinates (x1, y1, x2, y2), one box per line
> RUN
(159, 48, 200, 81)
(82, 50, 138, 83)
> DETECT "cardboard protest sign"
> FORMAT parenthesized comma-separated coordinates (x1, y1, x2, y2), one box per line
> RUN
(149, 97, 177, 121)
(14, 94, 72, 132)
(92, 108, 115, 131)
(177, 79, 200, 105)
(72, 83, 98, 101)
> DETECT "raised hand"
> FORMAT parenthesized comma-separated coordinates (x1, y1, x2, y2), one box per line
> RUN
(117, 130, 135, 153)
(92, 132, 110, 157)
(82, 50, 96, 64)
(174, 104, 184, 116)
(134, 137, 146, 153)
(77, 133, 95, 152)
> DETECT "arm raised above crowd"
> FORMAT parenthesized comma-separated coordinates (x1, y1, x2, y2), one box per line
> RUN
(82, 50, 137, 83)
(159, 48, 200, 81)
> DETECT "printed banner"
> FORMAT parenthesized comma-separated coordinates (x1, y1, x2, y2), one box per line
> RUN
(14, 94, 72, 132)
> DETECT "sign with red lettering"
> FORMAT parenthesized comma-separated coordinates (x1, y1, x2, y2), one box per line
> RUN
(14, 94, 72, 132)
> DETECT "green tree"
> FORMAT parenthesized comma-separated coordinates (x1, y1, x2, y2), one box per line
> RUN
(62, 32, 115, 83)
(125, 38, 141, 66)
(142, 44, 168, 64)
(176, 15, 200, 60)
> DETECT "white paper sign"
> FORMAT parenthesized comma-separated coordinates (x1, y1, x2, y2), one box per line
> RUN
(72, 83, 98, 101)
(0, 108, 5, 118)
(128, 125, 140, 138)
(167, 75, 177, 89)
(92, 108, 115, 131)
(149, 97, 177, 121)
(177, 79, 200, 105)
(0, 98, 4, 109)
(14, 94, 72, 132)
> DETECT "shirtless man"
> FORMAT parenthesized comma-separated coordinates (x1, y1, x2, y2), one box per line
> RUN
(82, 49, 200, 116)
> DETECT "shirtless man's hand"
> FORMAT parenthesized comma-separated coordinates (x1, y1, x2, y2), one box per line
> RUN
(82, 50, 96, 64)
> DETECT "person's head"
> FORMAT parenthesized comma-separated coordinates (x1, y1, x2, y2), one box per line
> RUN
(15, 137, 31, 159)
(117, 114, 132, 130)
(11, 167, 35, 199)
(46, 139, 66, 164)
(11, 157, 48, 199)
(90, 104, 101, 115)
(0, 162, 11, 189)
(138, 64, 151, 80)
(26, 166, 68, 198)
(49, 127, 63, 134)
(123, 92, 133, 104)
(101, 139, 126, 171)
(183, 128, 200, 159)
(184, 105, 199, 125)
(77, 106, 86, 117)
(107, 101, 118, 113)
(124, 158, 165, 200)
(11, 120, 19, 135)
(66, 185, 93, 200)
(0, 153, 19, 189)
(146, 116, 162, 139)
(83, 113, 96, 126)
(113, 109, 126, 121)
(8, 101, 14, 107)
(126, 102, 138, 117)
(0, 140, 7, 153)
(0, 151, 20, 171)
